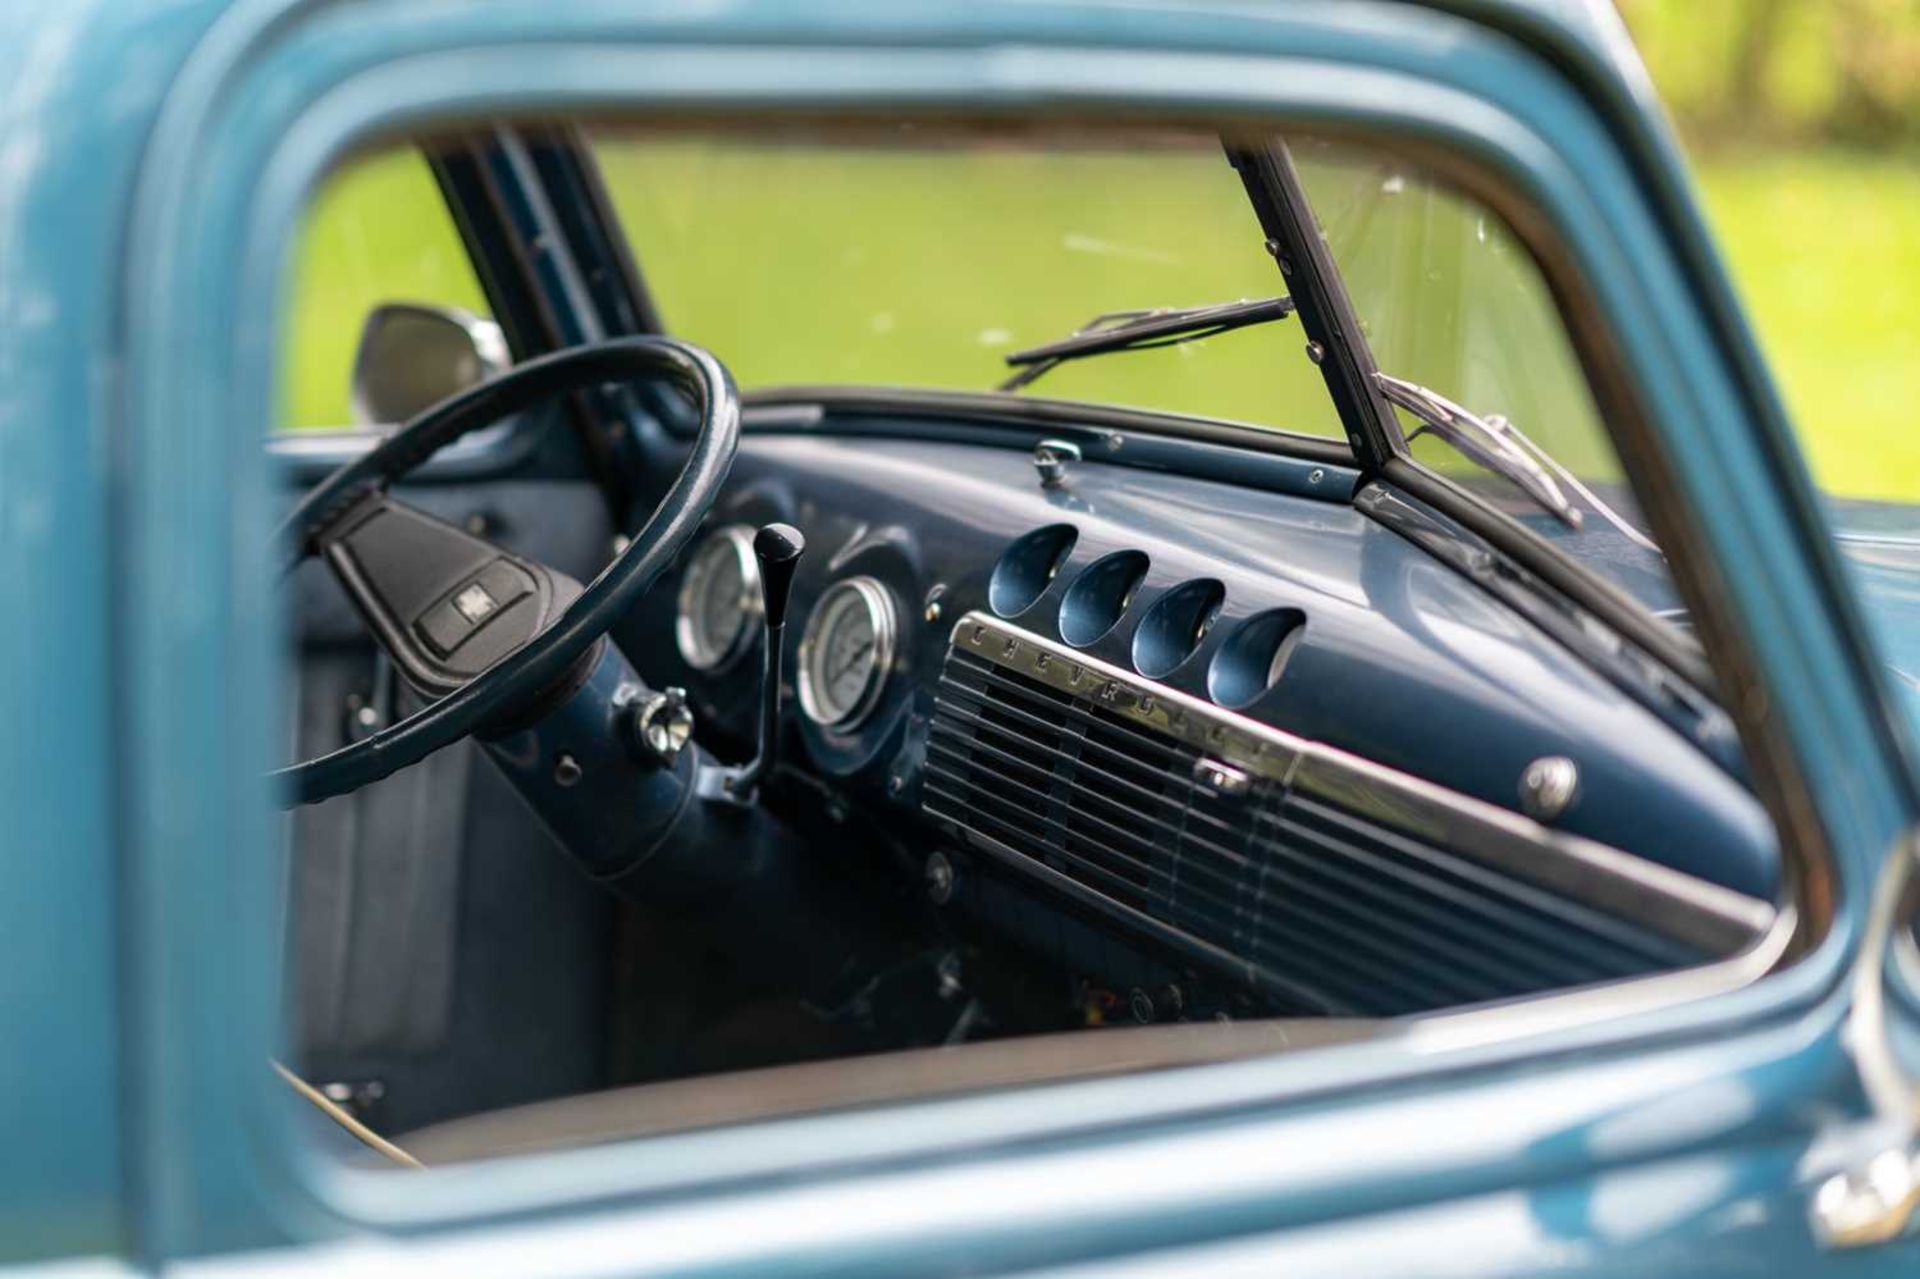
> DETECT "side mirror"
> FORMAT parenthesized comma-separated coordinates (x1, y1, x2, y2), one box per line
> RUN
(350, 302, 510, 427)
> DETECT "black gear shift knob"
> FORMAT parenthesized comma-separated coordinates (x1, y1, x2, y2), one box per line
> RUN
(727, 522, 806, 801)
(752, 522, 805, 630)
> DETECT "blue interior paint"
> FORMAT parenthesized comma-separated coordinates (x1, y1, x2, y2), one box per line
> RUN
(623, 433, 1779, 900)
(1131, 577, 1225, 679)
(1058, 549, 1154, 650)
(987, 523, 1079, 620)
(1209, 608, 1308, 711)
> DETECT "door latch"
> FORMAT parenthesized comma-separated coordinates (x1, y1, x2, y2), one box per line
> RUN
(1811, 831, 1920, 1248)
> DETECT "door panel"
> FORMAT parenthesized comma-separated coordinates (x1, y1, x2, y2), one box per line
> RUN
(114, 0, 1915, 1268)
(283, 478, 616, 1133)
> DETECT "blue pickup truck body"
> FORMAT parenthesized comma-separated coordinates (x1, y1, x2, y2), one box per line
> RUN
(2, 1, 1917, 1274)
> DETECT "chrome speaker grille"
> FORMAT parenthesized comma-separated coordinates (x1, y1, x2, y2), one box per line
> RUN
(923, 614, 1774, 1016)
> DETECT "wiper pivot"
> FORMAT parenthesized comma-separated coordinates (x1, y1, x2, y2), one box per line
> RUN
(1000, 296, 1294, 392)
(1377, 372, 1660, 552)
(1375, 372, 1580, 531)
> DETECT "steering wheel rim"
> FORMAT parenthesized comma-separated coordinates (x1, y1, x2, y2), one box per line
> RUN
(273, 336, 738, 807)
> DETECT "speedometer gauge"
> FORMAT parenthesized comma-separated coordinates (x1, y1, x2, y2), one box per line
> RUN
(675, 525, 761, 671)
(797, 576, 897, 730)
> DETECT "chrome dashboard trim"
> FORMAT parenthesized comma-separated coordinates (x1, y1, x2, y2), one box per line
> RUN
(266, 419, 523, 476)
(1404, 902, 1797, 1053)
(946, 610, 1778, 958)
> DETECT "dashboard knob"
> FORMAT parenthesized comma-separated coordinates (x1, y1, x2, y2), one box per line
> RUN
(1032, 438, 1082, 488)
(627, 685, 694, 768)
(1519, 755, 1580, 822)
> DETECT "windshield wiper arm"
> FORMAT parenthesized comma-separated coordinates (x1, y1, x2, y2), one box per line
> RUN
(1376, 373, 1659, 551)
(999, 296, 1295, 392)
(1375, 372, 1579, 531)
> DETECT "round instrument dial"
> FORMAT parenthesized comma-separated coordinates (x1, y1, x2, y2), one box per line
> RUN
(797, 576, 897, 730)
(675, 525, 761, 670)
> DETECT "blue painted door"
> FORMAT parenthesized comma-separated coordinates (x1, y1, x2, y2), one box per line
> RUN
(3, 0, 1915, 1273)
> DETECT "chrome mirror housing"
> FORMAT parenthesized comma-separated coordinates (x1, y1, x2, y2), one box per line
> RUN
(349, 302, 509, 427)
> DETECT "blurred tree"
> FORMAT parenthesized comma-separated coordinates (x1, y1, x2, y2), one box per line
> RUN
(1728, 0, 1790, 126)
(1616, 0, 1918, 149)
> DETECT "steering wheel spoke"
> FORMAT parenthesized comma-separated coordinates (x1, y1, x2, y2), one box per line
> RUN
(274, 336, 739, 807)
(316, 493, 580, 701)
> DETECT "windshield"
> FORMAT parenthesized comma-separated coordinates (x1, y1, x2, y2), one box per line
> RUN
(1292, 140, 1676, 607)
(588, 123, 1679, 614)
(589, 124, 1342, 438)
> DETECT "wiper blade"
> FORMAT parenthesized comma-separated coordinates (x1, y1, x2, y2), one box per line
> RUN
(999, 296, 1294, 392)
(1376, 373, 1659, 551)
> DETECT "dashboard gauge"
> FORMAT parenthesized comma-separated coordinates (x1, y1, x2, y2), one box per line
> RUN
(675, 525, 761, 671)
(798, 576, 898, 730)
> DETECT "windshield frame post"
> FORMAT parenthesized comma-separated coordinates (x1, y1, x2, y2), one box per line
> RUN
(1225, 137, 1404, 473)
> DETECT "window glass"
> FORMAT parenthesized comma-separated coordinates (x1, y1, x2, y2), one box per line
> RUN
(594, 124, 1677, 615)
(590, 125, 1344, 438)
(1297, 141, 1615, 480)
(1291, 140, 1676, 613)
(280, 149, 490, 430)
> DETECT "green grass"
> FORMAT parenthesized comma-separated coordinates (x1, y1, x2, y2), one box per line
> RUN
(591, 137, 1350, 439)
(1693, 151, 1920, 501)
(282, 142, 1919, 503)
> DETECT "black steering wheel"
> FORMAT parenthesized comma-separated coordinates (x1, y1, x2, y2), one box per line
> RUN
(274, 337, 738, 807)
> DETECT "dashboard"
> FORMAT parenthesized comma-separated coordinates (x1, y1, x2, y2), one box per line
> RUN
(617, 412, 1784, 1016)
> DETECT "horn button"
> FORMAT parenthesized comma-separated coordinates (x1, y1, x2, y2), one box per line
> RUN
(319, 498, 576, 699)
(416, 561, 536, 657)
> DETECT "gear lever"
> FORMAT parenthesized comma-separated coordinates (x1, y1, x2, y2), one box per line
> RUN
(722, 522, 805, 801)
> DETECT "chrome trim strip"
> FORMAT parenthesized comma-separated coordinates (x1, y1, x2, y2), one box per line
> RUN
(948, 612, 1304, 784)
(1894, 911, 1920, 995)
(1289, 750, 1774, 952)
(741, 402, 827, 429)
(1405, 902, 1797, 1054)
(934, 820, 1337, 1013)
(945, 610, 1777, 957)
(267, 419, 516, 465)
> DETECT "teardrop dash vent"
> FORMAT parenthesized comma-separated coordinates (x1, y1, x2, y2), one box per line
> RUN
(988, 524, 1077, 618)
(1059, 549, 1148, 647)
(1132, 578, 1224, 678)
(922, 612, 1770, 1016)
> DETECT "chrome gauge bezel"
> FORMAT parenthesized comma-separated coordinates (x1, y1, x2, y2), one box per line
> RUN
(675, 524, 762, 671)
(797, 576, 898, 731)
